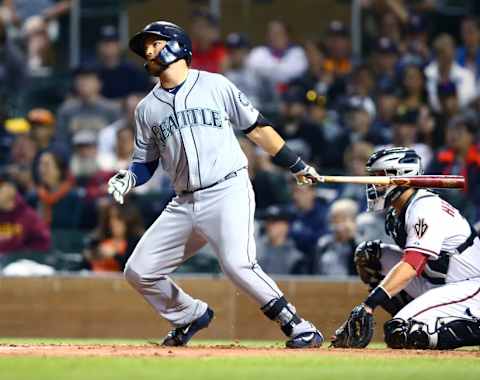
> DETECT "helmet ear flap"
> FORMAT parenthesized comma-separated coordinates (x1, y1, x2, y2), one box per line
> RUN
(157, 39, 191, 66)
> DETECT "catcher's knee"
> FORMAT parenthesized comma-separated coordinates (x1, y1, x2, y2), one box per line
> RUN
(384, 318, 410, 349)
(384, 318, 430, 349)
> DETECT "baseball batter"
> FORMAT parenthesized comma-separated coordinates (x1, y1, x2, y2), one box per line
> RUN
(107, 21, 324, 348)
(331, 147, 480, 349)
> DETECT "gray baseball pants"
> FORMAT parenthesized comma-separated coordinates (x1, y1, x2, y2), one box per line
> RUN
(124, 170, 284, 326)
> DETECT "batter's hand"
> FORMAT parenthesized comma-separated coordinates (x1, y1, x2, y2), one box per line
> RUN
(108, 170, 136, 204)
(292, 165, 323, 186)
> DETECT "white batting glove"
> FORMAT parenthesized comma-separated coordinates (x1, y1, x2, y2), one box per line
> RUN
(107, 170, 136, 204)
(292, 165, 324, 186)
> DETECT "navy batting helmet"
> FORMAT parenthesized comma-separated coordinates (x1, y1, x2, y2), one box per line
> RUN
(129, 21, 192, 66)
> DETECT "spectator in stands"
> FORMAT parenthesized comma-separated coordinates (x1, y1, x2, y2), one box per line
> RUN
(0, 173, 50, 254)
(290, 39, 336, 102)
(400, 13, 431, 68)
(399, 64, 427, 110)
(95, 25, 151, 101)
(428, 115, 480, 220)
(190, 10, 226, 73)
(256, 205, 302, 275)
(97, 93, 141, 158)
(456, 17, 480, 81)
(433, 81, 461, 149)
(290, 182, 328, 257)
(276, 85, 327, 163)
(35, 150, 79, 228)
(69, 129, 98, 186)
(416, 105, 437, 149)
(379, 11, 404, 46)
(252, 149, 291, 211)
(8, 134, 37, 169)
(247, 20, 308, 92)
(224, 32, 273, 110)
(379, 107, 433, 168)
(1, 0, 71, 27)
(315, 198, 359, 276)
(83, 202, 143, 272)
(371, 85, 400, 142)
(425, 34, 476, 112)
(27, 108, 66, 156)
(22, 15, 55, 77)
(337, 141, 374, 209)
(300, 89, 341, 167)
(326, 97, 382, 172)
(348, 64, 375, 100)
(0, 16, 26, 117)
(97, 126, 133, 172)
(371, 37, 399, 93)
(6, 134, 37, 202)
(56, 64, 121, 148)
(323, 20, 352, 79)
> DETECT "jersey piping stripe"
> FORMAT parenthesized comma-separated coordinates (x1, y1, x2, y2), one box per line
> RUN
(411, 286, 480, 318)
(184, 71, 202, 188)
(404, 246, 439, 256)
(152, 91, 191, 191)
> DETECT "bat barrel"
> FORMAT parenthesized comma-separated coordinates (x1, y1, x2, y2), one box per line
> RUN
(393, 176, 465, 189)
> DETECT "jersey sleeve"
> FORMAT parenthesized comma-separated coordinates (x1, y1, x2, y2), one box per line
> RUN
(132, 103, 160, 163)
(220, 75, 260, 130)
(404, 198, 446, 258)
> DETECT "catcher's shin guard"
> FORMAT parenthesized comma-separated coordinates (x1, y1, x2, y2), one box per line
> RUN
(435, 317, 480, 349)
(385, 316, 480, 349)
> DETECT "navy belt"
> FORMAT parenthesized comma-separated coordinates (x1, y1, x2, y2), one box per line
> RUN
(180, 167, 246, 195)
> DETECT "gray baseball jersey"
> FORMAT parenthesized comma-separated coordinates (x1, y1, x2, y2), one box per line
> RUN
(132, 69, 259, 193)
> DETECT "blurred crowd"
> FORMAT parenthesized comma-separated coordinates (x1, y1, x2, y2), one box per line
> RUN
(1, 1, 480, 276)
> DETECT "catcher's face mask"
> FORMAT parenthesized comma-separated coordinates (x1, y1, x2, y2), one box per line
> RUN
(366, 170, 393, 212)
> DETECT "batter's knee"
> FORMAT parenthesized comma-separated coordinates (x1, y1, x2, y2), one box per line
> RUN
(124, 262, 142, 288)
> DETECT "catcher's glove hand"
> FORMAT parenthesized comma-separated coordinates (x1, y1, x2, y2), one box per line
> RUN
(292, 164, 323, 186)
(354, 240, 383, 286)
(108, 169, 136, 204)
(330, 304, 374, 348)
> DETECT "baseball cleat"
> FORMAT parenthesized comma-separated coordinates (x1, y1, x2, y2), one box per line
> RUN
(286, 330, 324, 349)
(162, 307, 214, 347)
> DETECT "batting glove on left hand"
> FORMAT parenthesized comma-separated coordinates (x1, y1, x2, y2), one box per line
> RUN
(292, 164, 323, 186)
(108, 169, 136, 204)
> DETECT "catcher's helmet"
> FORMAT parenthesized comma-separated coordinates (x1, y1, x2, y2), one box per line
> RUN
(129, 21, 192, 66)
(365, 147, 423, 212)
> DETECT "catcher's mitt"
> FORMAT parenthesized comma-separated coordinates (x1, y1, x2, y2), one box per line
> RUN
(354, 240, 383, 286)
(330, 304, 374, 348)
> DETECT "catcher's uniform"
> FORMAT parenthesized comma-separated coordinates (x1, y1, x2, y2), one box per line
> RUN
(381, 189, 480, 330)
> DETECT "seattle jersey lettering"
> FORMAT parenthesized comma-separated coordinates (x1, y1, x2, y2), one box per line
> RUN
(152, 107, 223, 145)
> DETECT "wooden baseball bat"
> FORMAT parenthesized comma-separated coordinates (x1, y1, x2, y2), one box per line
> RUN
(318, 175, 465, 189)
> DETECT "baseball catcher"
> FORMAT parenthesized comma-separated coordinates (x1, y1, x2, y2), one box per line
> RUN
(331, 147, 480, 349)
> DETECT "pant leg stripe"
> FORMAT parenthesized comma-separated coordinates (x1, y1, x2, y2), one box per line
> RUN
(252, 265, 282, 298)
(245, 176, 252, 264)
(411, 286, 480, 318)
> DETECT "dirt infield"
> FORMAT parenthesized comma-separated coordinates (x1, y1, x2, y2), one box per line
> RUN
(0, 344, 479, 358)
